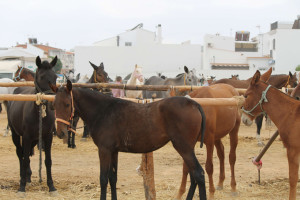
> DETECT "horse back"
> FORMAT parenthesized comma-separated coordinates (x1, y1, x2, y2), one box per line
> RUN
(189, 84, 240, 140)
(212, 79, 250, 89)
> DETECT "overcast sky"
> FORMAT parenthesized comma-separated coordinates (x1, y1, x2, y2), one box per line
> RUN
(0, 0, 299, 50)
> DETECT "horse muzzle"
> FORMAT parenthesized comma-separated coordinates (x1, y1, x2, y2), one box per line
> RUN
(241, 113, 253, 126)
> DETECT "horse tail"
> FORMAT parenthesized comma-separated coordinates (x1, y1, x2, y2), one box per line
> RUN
(196, 103, 206, 148)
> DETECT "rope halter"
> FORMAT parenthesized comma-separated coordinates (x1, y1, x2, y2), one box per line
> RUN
(13, 66, 24, 81)
(241, 85, 272, 117)
(55, 91, 78, 134)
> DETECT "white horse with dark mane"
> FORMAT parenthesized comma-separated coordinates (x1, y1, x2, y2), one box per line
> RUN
(125, 64, 144, 98)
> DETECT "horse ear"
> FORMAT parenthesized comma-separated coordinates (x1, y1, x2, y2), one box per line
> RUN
(66, 80, 72, 92)
(89, 61, 98, 70)
(49, 83, 58, 93)
(50, 56, 58, 67)
(260, 67, 272, 82)
(251, 70, 261, 86)
(99, 62, 104, 70)
(36, 56, 42, 68)
(184, 66, 189, 73)
(289, 71, 293, 78)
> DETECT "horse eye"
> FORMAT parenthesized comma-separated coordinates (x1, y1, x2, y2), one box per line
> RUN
(244, 95, 248, 98)
(296, 97, 300, 100)
(66, 103, 70, 107)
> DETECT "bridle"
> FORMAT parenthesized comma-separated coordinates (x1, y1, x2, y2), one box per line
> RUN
(55, 91, 77, 134)
(13, 66, 24, 81)
(241, 84, 272, 117)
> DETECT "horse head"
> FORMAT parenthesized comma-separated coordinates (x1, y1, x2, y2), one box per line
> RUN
(89, 61, 109, 83)
(132, 64, 144, 82)
(288, 71, 298, 88)
(35, 56, 58, 93)
(241, 69, 271, 126)
(184, 66, 198, 85)
(50, 80, 73, 144)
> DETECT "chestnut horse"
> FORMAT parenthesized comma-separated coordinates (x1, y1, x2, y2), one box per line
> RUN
(51, 80, 207, 200)
(242, 70, 300, 200)
(6, 56, 58, 195)
(13, 66, 35, 81)
(174, 84, 241, 200)
(212, 71, 298, 145)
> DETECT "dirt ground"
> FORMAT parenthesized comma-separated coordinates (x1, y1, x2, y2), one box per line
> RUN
(0, 111, 297, 200)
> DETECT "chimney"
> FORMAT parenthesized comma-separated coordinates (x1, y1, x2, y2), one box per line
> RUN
(156, 24, 162, 44)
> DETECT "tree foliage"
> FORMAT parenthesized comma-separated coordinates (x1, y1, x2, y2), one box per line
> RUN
(295, 65, 300, 71)
(49, 56, 63, 73)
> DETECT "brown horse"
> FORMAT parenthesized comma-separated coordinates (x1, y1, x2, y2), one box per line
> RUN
(212, 71, 298, 145)
(174, 84, 241, 200)
(51, 80, 207, 200)
(290, 82, 300, 100)
(242, 70, 300, 200)
(13, 66, 35, 81)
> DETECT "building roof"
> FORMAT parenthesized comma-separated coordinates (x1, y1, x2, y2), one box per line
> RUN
(16, 44, 61, 55)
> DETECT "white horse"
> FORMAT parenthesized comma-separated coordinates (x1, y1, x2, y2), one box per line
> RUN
(125, 64, 144, 98)
(0, 78, 17, 136)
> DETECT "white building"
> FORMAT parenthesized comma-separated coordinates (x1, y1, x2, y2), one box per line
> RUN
(202, 16, 300, 79)
(75, 24, 202, 79)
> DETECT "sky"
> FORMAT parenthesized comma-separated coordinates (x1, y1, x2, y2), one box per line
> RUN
(0, 0, 299, 50)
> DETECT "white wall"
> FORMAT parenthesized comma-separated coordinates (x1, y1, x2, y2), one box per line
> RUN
(75, 44, 202, 79)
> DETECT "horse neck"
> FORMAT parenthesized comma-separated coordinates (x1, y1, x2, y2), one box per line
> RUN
(72, 88, 107, 125)
(23, 69, 35, 81)
(127, 73, 142, 85)
(268, 75, 288, 89)
(166, 74, 185, 85)
(261, 86, 298, 129)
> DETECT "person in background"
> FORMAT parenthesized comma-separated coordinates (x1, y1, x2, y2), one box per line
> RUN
(112, 76, 125, 98)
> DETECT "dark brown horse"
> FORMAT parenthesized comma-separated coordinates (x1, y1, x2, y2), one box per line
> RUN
(6, 56, 58, 196)
(291, 82, 300, 100)
(68, 61, 110, 149)
(212, 70, 298, 145)
(241, 70, 300, 200)
(51, 80, 207, 200)
(174, 84, 241, 200)
(13, 66, 35, 81)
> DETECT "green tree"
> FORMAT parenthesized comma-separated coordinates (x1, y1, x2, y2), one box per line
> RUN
(49, 56, 63, 73)
(296, 65, 300, 71)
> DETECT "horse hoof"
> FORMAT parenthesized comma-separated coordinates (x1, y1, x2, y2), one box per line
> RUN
(50, 190, 59, 197)
(257, 142, 265, 147)
(16, 191, 26, 198)
(231, 191, 238, 197)
(216, 185, 223, 190)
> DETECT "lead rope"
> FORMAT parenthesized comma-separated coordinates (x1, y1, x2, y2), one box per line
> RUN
(36, 93, 47, 183)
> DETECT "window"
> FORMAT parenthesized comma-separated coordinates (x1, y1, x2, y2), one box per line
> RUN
(273, 39, 275, 50)
(270, 50, 273, 58)
(125, 42, 132, 46)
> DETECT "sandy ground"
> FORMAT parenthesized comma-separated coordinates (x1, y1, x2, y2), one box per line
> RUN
(0, 111, 297, 200)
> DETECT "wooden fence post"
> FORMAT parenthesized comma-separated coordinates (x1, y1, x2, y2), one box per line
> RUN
(141, 152, 156, 200)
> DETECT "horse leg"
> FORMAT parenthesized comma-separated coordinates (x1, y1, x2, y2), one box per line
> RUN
(287, 148, 299, 200)
(67, 131, 72, 148)
(174, 162, 189, 200)
(228, 121, 240, 196)
(255, 115, 264, 146)
(205, 141, 215, 199)
(44, 134, 57, 192)
(71, 132, 76, 148)
(19, 137, 32, 192)
(214, 139, 225, 190)
(11, 131, 23, 183)
(4, 123, 10, 137)
(172, 141, 206, 200)
(109, 152, 118, 200)
(99, 148, 112, 200)
(26, 140, 38, 185)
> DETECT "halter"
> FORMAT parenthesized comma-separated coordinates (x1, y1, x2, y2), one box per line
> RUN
(13, 66, 24, 81)
(241, 85, 272, 117)
(93, 70, 100, 83)
(55, 91, 77, 134)
(284, 75, 290, 87)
